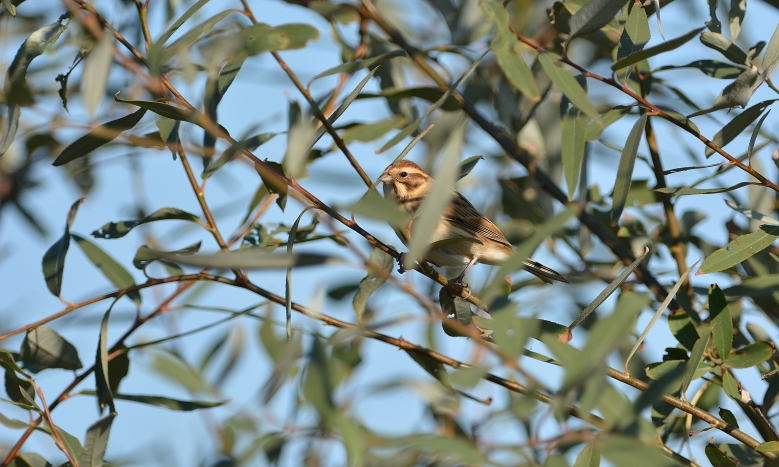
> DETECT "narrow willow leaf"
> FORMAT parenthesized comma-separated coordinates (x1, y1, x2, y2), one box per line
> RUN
(72, 235, 141, 305)
(457, 155, 483, 181)
(764, 24, 779, 79)
(80, 390, 227, 411)
(56, 426, 84, 462)
(348, 189, 408, 228)
(285, 209, 319, 338)
(356, 87, 461, 112)
(404, 123, 463, 269)
(311, 68, 379, 146)
(654, 181, 759, 195)
(611, 115, 646, 223)
(405, 351, 452, 389)
(133, 242, 201, 271)
(308, 50, 406, 85)
(82, 34, 113, 117)
(725, 341, 773, 368)
(114, 94, 209, 128)
(729, 0, 747, 42)
(702, 67, 762, 113)
(705, 100, 775, 157)
(700, 32, 748, 65)
(21, 326, 83, 370)
(353, 249, 394, 325)
(0, 104, 21, 157)
(616, 4, 651, 75)
(284, 108, 316, 179)
(92, 207, 200, 239)
(94, 300, 117, 414)
(562, 109, 588, 199)
(723, 274, 779, 296)
(53, 108, 148, 166)
(705, 443, 738, 466)
(204, 132, 277, 179)
(709, 284, 733, 358)
(42, 197, 84, 297)
(748, 109, 770, 165)
(538, 53, 602, 125)
(573, 442, 600, 467)
(611, 27, 705, 71)
(654, 60, 742, 79)
(79, 414, 115, 467)
(681, 328, 711, 398)
(156, 0, 211, 45)
(568, 0, 628, 39)
(159, 249, 338, 269)
(569, 246, 649, 331)
(624, 260, 698, 372)
(698, 225, 779, 274)
(160, 11, 234, 66)
(722, 371, 741, 400)
(440, 290, 473, 337)
(757, 441, 779, 452)
(0, 0, 17, 15)
(481, 0, 539, 99)
(341, 115, 406, 145)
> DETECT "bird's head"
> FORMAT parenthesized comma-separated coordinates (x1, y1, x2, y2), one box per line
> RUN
(378, 160, 431, 204)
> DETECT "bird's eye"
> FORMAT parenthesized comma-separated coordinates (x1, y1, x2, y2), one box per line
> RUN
(400, 171, 408, 178)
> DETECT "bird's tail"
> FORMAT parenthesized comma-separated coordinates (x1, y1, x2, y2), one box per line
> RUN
(522, 259, 569, 284)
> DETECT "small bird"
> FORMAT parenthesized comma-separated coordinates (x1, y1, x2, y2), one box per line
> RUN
(378, 160, 569, 285)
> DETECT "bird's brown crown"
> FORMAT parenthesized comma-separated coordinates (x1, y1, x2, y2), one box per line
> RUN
(380, 160, 430, 204)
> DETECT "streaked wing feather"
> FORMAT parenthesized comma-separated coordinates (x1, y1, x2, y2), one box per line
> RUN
(445, 191, 513, 248)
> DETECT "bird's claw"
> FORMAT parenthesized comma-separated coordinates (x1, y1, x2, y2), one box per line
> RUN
(397, 252, 407, 274)
(449, 277, 471, 299)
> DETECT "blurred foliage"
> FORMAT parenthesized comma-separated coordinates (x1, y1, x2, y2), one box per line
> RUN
(4, 0, 779, 465)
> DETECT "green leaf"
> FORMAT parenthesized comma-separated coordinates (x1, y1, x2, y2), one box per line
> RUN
(569, 247, 649, 330)
(308, 50, 406, 84)
(654, 181, 759, 195)
(757, 441, 779, 452)
(600, 436, 677, 467)
(42, 197, 85, 296)
(114, 94, 209, 128)
(724, 199, 779, 226)
(21, 326, 83, 371)
(81, 390, 227, 411)
(722, 274, 779, 296)
(72, 235, 140, 305)
(440, 288, 474, 337)
(729, 0, 746, 42)
(356, 87, 461, 112)
(133, 242, 201, 271)
(203, 132, 277, 179)
(481, 0, 539, 99)
(283, 107, 316, 179)
(94, 301, 117, 414)
(92, 207, 200, 239)
(722, 371, 741, 401)
(0, 104, 20, 158)
(611, 27, 705, 71)
(353, 248, 394, 325)
(81, 34, 113, 117)
(725, 341, 773, 368)
(705, 443, 737, 466)
(698, 225, 779, 274)
(53, 108, 148, 166)
(747, 109, 770, 165)
(708, 284, 733, 358)
(348, 189, 408, 228)
(0, 412, 31, 430)
(155, 0, 212, 46)
(159, 248, 338, 269)
(404, 351, 452, 390)
(705, 100, 775, 157)
(625, 260, 698, 371)
(573, 442, 600, 467)
(568, 0, 628, 39)
(241, 23, 320, 55)
(312, 68, 380, 147)
(457, 155, 483, 181)
(763, 24, 779, 79)
(79, 414, 115, 467)
(538, 53, 602, 125)
(654, 60, 743, 79)
(611, 115, 647, 223)
(700, 32, 748, 64)
(616, 5, 651, 65)
(681, 328, 711, 397)
(151, 350, 213, 394)
(562, 108, 588, 199)
(56, 426, 84, 462)
(487, 314, 538, 360)
(159, 11, 234, 66)
(340, 115, 407, 145)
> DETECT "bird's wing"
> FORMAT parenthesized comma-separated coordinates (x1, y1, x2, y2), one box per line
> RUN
(444, 191, 513, 248)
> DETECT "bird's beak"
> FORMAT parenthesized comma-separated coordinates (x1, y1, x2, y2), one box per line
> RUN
(377, 172, 392, 184)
